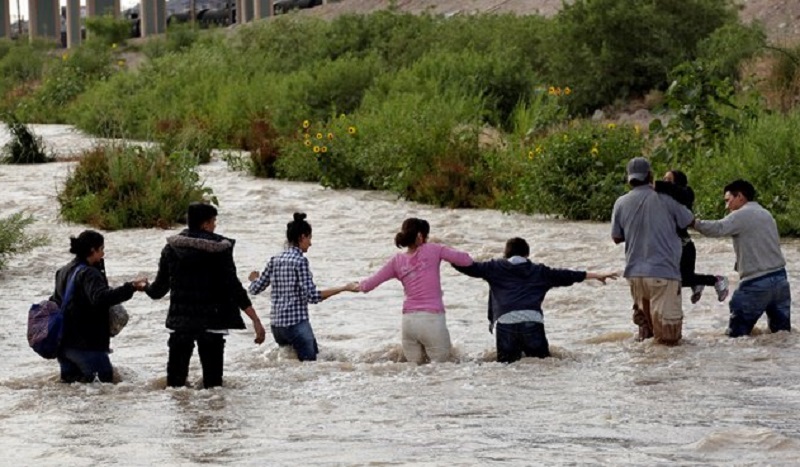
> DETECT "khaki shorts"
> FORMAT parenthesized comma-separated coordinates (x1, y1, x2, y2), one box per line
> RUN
(628, 277, 683, 345)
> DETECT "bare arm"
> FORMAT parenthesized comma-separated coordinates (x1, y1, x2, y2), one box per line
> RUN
(320, 282, 360, 300)
(242, 306, 266, 344)
(585, 271, 619, 284)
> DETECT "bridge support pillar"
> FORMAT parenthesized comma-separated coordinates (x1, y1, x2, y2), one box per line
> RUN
(254, 0, 273, 19)
(141, 0, 166, 36)
(237, 0, 254, 23)
(28, 0, 61, 43)
(0, 0, 9, 39)
(65, 0, 81, 48)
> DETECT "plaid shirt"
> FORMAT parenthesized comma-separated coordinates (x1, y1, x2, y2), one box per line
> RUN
(249, 246, 323, 327)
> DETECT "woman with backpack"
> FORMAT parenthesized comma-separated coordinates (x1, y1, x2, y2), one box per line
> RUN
(51, 230, 147, 383)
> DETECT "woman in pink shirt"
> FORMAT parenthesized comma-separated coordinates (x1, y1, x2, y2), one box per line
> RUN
(357, 218, 473, 363)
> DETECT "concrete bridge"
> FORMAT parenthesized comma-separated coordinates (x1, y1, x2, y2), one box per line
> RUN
(0, 0, 318, 48)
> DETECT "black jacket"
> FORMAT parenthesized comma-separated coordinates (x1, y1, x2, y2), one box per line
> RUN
(51, 259, 136, 351)
(145, 229, 251, 332)
(454, 258, 586, 324)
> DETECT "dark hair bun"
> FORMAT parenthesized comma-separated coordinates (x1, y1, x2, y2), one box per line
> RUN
(68, 237, 81, 255)
(293, 212, 307, 222)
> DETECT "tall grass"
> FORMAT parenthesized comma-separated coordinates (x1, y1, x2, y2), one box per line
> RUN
(0, 212, 48, 271)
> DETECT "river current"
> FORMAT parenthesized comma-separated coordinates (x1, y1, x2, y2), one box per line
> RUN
(1, 125, 798, 465)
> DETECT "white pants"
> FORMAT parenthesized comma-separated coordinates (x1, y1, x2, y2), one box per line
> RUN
(401, 311, 451, 364)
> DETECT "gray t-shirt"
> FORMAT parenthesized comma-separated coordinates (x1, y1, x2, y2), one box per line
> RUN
(611, 185, 694, 280)
(694, 202, 785, 281)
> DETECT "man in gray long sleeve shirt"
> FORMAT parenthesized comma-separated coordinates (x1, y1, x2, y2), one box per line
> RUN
(693, 179, 790, 337)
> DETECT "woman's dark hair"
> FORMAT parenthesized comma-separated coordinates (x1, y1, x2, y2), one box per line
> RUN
(287, 212, 312, 245)
(395, 218, 430, 249)
(187, 202, 218, 231)
(69, 230, 104, 260)
(668, 170, 689, 187)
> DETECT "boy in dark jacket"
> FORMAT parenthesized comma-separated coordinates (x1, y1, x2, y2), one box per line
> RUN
(454, 238, 616, 363)
(146, 203, 266, 388)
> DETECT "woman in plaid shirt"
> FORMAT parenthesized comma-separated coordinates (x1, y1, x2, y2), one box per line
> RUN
(248, 213, 358, 361)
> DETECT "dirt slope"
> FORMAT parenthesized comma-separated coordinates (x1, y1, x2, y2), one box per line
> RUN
(305, 0, 800, 44)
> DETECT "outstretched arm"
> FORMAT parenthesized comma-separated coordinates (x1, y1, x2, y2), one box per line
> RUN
(693, 211, 744, 238)
(452, 260, 492, 279)
(439, 245, 473, 267)
(585, 271, 619, 284)
(320, 282, 360, 300)
(359, 258, 397, 293)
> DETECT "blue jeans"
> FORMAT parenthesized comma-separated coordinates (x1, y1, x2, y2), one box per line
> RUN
(495, 321, 550, 363)
(728, 269, 791, 337)
(58, 347, 113, 383)
(271, 320, 318, 361)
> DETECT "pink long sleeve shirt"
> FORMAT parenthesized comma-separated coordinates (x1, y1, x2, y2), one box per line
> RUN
(359, 243, 473, 313)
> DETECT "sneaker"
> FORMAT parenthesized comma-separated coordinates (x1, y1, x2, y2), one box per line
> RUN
(690, 285, 704, 304)
(714, 275, 729, 302)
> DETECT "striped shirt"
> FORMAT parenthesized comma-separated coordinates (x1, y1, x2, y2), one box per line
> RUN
(249, 246, 323, 327)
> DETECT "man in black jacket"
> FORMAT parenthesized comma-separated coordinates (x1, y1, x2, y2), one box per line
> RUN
(146, 203, 266, 388)
(454, 238, 616, 363)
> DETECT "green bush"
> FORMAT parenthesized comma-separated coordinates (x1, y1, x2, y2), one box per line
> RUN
(509, 122, 647, 221)
(0, 43, 47, 84)
(547, 0, 738, 113)
(0, 212, 48, 271)
(58, 145, 215, 230)
(696, 23, 766, 82)
(142, 23, 203, 59)
(85, 15, 132, 46)
(689, 109, 800, 235)
(16, 41, 114, 122)
(649, 61, 754, 166)
(1, 118, 52, 163)
(154, 119, 216, 164)
(68, 69, 152, 138)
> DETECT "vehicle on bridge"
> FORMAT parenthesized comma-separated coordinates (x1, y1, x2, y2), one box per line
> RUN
(273, 0, 323, 15)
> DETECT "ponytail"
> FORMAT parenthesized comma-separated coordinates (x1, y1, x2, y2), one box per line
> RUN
(395, 218, 429, 249)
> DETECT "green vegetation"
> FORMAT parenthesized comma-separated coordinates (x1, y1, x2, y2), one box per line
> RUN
(57, 145, 215, 230)
(1, 117, 52, 163)
(85, 15, 132, 46)
(688, 110, 800, 236)
(2, 1, 800, 232)
(0, 212, 48, 271)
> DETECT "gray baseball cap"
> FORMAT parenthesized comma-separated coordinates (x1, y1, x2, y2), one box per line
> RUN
(626, 157, 651, 182)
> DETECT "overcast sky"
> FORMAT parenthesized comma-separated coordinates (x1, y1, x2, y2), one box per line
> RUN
(11, 1, 140, 21)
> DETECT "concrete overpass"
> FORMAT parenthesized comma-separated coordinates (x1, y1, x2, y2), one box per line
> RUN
(0, 0, 323, 48)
